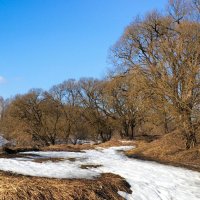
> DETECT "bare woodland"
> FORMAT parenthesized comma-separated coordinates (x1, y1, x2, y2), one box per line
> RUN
(0, 0, 199, 149)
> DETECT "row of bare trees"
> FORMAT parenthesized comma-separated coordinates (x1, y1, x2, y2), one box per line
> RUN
(0, 0, 199, 149)
(0, 76, 151, 146)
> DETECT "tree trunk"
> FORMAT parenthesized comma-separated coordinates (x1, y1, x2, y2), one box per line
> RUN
(122, 121, 129, 138)
(99, 128, 112, 143)
(186, 130, 197, 149)
(163, 112, 169, 134)
(182, 109, 197, 149)
(99, 131, 107, 143)
(130, 123, 135, 140)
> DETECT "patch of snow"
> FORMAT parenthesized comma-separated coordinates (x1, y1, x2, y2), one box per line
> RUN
(0, 157, 99, 179)
(0, 146, 200, 199)
(0, 135, 8, 146)
(76, 139, 96, 145)
(118, 191, 134, 200)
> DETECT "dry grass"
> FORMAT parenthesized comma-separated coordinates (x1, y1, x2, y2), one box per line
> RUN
(40, 140, 135, 152)
(1, 134, 199, 199)
(97, 140, 135, 148)
(33, 157, 65, 163)
(80, 164, 102, 169)
(0, 140, 135, 199)
(41, 144, 87, 152)
(0, 172, 131, 200)
(126, 131, 200, 171)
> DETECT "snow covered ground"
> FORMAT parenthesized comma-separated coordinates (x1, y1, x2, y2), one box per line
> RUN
(0, 146, 200, 200)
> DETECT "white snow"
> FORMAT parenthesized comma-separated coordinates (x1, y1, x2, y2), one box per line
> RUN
(0, 146, 200, 200)
(0, 135, 8, 146)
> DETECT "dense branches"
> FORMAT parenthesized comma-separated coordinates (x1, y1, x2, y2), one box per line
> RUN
(110, 0, 200, 148)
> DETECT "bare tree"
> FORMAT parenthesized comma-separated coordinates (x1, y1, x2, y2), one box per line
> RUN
(110, 7, 200, 148)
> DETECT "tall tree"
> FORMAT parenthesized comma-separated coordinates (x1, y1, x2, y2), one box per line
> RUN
(110, 4, 200, 148)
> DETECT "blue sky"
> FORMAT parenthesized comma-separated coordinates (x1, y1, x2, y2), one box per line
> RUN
(0, 0, 167, 98)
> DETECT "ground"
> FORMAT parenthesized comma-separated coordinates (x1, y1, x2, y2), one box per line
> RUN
(0, 136, 200, 199)
(0, 140, 133, 200)
(126, 131, 200, 172)
(0, 172, 131, 200)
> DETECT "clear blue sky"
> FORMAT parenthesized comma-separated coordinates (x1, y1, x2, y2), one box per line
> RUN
(0, 0, 167, 98)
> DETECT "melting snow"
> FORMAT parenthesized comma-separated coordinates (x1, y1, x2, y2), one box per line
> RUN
(0, 135, 8, 146)
(0, 146, 200, 200)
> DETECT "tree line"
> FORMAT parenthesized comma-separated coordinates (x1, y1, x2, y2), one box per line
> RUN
(0, 0, 199, 149)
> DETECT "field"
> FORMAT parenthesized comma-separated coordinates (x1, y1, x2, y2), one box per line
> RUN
(0, 138, 200, 200)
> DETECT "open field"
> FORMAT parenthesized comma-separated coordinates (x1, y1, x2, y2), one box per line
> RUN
(0, 142, 133, 200)
(0, 137, 200, 200)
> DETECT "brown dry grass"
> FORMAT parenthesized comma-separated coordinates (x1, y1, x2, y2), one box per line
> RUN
(80, 164, 102, 169)
(33, 157, 65, 163)
(41, 144, 88, 152)
(0, 140, 135, 199)
(126, 131, 200, 171)
(41, 140, 135, 152)
(0, 172, 131, 200)
(97, 140, 135, 148)
(1, 133, 199, 199)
